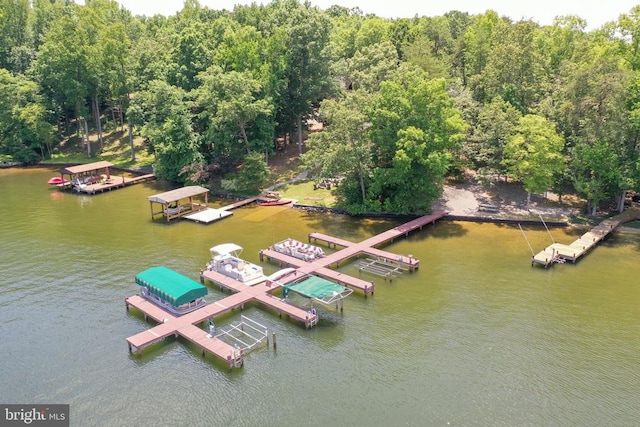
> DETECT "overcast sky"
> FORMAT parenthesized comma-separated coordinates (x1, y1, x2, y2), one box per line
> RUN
(104, 0, 639, 30)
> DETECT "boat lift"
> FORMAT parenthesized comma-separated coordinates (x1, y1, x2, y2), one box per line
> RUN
(208, 315, 270, 355)
(357, 257, 410, 281)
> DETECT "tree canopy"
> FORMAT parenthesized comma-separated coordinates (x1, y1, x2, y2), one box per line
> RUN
(2, 0, 640, 215)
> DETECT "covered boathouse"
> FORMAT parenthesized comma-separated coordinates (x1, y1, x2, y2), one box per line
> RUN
(58, 161, 155, 194)
(147, 185, 210, 222)
(135, 266, 208, 315)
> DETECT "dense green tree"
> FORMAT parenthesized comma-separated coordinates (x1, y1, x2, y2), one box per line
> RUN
(502, 114, 566, 205)
(128, 80, 201, 182)
(571, 140, 622, 215)
(464, 96, 522, 178)
(169, 21, 215, 91)
(366, 66, 467, 213)
(618, 5, 640, 71)
(472, 20, 544, 111)
(0, 0, 32, 73)
(196, 66, 274, 161)
(0, 69, 54, 163)
(264, 0, 335, 152)
(302, 92, 373, 208)
(463, 11, 501, 83)
(345, 41, 399, 92)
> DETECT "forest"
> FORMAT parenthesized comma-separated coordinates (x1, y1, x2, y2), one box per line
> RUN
(2, 0, 640, 215)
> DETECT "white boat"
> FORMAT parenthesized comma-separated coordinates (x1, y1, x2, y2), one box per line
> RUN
(207, 243, 266, 286)
(271, 238, 325, 261)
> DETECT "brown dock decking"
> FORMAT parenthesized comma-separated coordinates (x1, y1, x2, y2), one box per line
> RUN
(532, 208, 640, 267)
(125, 295, 245, 368)
(199, 269, 319, 327)
(259, 248, 375, 294)
(58, 161, 156, 194)
(148, 188, 258, 223)
(126, 211, 447, 367)
(309, 210, 447, 271)
(260, 211, 447, 292)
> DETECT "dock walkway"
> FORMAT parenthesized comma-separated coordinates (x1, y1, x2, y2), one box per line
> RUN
(182, 197, 257, 224)
(199, 269, 318, 327)
(532, 208, 640, 267)
(125, 295, 245, 368)
(126, 211, 447, 367)
(261, 211, 447, 293)
(309, 210, 447, 271)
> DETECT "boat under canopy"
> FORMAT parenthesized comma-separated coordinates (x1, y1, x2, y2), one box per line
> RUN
(210, 243, 244, 257)
(147, 185, 209, 204)
(283, 275, 353, 305)
(135, 266, 208, 306)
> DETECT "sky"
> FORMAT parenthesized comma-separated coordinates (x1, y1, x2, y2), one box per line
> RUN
(108, 0, 640, 30)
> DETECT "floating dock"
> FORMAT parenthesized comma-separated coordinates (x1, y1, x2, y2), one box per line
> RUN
(183, 208, 233, 223)
(532, 208, 640, 267)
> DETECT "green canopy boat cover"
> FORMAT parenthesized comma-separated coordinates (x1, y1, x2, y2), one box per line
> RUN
(135, 266, 208, 306)
(283, 275, 352, 304)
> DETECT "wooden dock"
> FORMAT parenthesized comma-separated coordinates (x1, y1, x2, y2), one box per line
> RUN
(532, 208, 640, 267)
(199, 269, 319, 327)
(125, 294, 247, 367)
(125, 211, 447, 367)
(61, 173, 155, 194)
(259, 248, 375, 294)
(260, 211, 447, 291)
(182, 197, 258, 224)
(126, 273, 318, 368)
(309, 211, 447, 271)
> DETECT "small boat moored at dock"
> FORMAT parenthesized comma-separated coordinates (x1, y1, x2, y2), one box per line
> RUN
(207, 243, 267, 286)
(258, 199, 292, 206)
(47, 176, 69, 185)
(271, 238, 325, 261)
(135, 266, 208, 315)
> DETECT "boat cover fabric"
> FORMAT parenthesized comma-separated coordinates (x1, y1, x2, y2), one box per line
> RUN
(283, 276, 348, 300)
(210, 243, 243, 256)
(135, 266, 208, 306)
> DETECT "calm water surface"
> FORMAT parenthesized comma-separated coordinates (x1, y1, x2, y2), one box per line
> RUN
(1, 167, 639, 426)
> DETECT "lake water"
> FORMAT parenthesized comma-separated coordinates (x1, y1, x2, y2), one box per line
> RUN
(1, 166, 639, 426)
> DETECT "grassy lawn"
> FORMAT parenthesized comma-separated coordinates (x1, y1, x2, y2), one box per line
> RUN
(276, 180, 337, 207)
(42, 128, 155, 169)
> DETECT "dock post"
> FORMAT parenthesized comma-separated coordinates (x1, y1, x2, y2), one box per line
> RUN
(272, 332, 277, 349)
(128, 343, 132, 353)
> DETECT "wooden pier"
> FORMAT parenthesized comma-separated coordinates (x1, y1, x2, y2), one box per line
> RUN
(148, 185, 258, 224)
(125, 294, 246, 368)
(532, 208, 640, 267)
(126, 211, 447, 367)
(126, 269, 318, 365)
(309, 211, 447, 270)
(126, 272, 318, 367)
(58, 161, 156, 194)
(261, 211, 447, 291)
